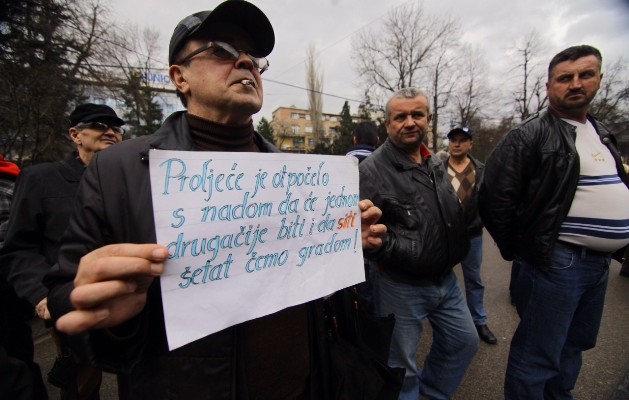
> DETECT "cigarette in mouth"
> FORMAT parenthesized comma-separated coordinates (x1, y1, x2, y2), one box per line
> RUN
(241, 79, 253, 86)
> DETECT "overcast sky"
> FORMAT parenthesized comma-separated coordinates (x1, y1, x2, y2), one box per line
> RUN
(109, 0, 629, 125)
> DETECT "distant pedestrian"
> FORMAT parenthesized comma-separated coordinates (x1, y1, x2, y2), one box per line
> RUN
(346, 121, 379, 163)
(445, 126, 497, 345)
(480, 44, 629, 399)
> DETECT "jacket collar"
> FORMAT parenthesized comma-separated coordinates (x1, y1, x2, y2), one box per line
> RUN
(542, 107, 610, 139)
(383, 138, 434, 171)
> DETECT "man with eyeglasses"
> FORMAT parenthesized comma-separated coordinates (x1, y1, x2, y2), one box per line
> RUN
(45, 1, 386, 399)
(0, 103, 124, 399)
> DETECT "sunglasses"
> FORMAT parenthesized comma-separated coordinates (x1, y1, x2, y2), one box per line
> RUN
(75, 122, 125, 136)
(177, 41, 269, 74)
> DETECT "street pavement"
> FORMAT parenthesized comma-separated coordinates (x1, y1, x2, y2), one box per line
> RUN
(33, 230, 629, 399)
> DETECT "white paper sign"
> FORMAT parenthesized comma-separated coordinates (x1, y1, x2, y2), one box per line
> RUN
(149, 150, 365, 350)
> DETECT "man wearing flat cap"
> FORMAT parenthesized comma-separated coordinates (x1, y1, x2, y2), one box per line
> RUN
(45, 1, 386, 399)
(445, 126, 497, 346)
(0, 103, 124, 398)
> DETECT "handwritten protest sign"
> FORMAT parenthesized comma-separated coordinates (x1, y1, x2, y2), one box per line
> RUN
(149, 150, 365, 350)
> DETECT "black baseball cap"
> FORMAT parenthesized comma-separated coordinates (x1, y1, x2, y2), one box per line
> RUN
(69, 103, 124, 128)
(447, 126, 473, 140)
(168, 0, 275, 66)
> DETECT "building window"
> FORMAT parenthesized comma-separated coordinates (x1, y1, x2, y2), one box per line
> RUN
(328, 127, 337, 134)
(305, 126, 313, 133)
(330, 116, 338, 122)
(291, 125, 300, 134)
(294, 137, 304, 148)
(305, 114, 311, 120)
(291, 113, 300, 119)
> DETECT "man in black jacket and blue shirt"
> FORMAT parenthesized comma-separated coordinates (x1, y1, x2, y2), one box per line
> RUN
(445, 126, 497, 345)
(480, 45, 629, 399)
(360, 87, 478, 400)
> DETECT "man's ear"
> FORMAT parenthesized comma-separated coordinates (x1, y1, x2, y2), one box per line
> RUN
(68, 128, 81, 145)
(169, 65, 190, 96)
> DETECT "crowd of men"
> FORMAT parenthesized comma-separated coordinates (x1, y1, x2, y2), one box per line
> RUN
(1, 1, 628, 399)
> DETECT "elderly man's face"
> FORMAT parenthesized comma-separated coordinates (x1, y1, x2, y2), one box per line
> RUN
(175, 27, 263, 124)
(70, 121, 123, 157)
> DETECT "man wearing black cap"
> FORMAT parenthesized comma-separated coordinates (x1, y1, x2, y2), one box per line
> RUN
(445, 127, 497, 345)
(0, 103, 124, 398)
(45, 2, 386, 399)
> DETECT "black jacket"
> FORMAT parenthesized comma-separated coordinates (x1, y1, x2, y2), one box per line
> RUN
(479, 108, 629, 268)
(359, 139, 470, 283)
(444, 155, 484, 237)
(46, 112, 330, 400)
(0, 153, 84, 306)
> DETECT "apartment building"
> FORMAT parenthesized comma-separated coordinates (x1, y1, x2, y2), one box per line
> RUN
(270, 106, 347, 153)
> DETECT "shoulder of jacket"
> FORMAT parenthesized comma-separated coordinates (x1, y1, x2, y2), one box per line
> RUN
(19, 160, 60, 179)
(91, 136, 152, 167)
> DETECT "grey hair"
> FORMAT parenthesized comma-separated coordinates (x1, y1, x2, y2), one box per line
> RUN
(384, 87, 431, 122)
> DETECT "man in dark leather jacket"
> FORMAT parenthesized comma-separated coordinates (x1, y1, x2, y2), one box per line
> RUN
(480, 45, 629, 400)
(45, 2, 387, 399)
(360, 87, 478, 400)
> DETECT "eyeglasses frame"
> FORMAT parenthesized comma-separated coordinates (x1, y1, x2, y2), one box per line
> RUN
(176, 40, 269, 74)
(74, 121, 125, 136)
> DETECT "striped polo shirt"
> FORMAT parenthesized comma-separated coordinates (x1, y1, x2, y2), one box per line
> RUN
(558, 119, 629, 252)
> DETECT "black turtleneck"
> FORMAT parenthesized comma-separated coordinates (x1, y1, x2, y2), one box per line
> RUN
(186, 113, 260, 152)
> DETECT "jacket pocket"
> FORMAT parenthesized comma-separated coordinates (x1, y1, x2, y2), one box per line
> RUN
(380, 197, 419, 232)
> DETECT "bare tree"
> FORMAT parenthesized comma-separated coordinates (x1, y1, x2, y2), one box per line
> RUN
(590, 57, 629, 161)
(510, 30, 547, 121)
(428, 31, 460, 151)
(305, 43, 324, 146)
(452, 45, 491, 128)
(352, 0, 460, 151)
(590, 57, 629, 125)
(0, 0, 130, 164)
(112, 26, 164, 136)
(472, 116, 516, 162)
(352, 1, 459, 98)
